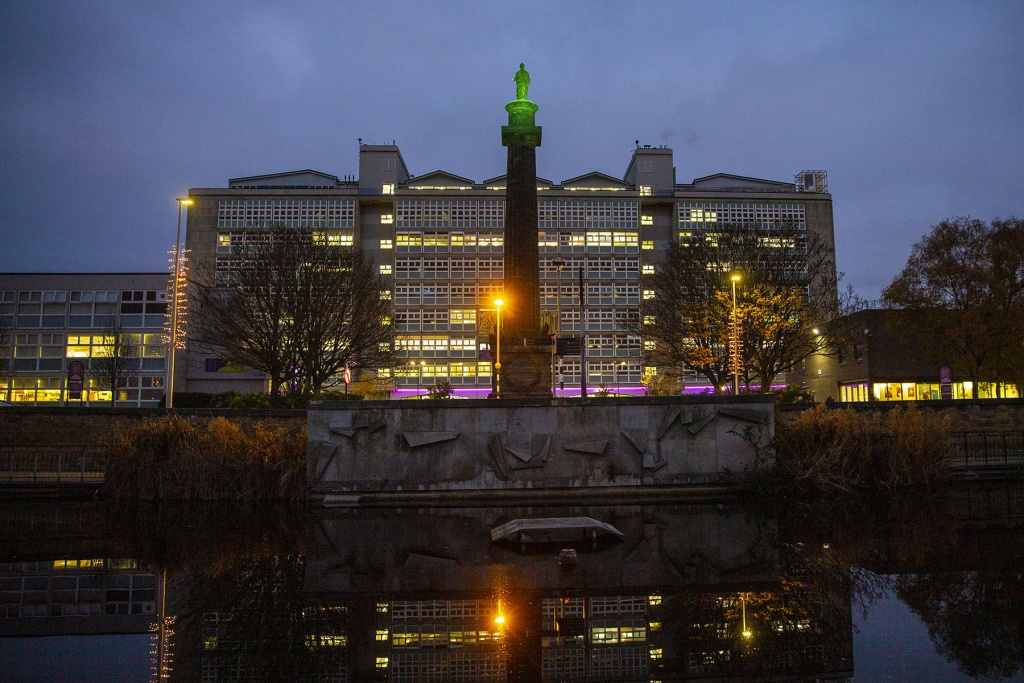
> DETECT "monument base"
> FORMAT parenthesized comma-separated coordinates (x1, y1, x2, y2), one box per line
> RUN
(497, 343, 552, 399)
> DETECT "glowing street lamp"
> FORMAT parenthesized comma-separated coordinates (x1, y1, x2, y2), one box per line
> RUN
(494, 298, 504, 398)
(741, 594, 752, 639)
(167, 197, 192, 409)
(730, 273, 741, 396)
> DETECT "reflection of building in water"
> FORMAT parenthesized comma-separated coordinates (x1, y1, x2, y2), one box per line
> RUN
(375, 599, 506, 681)
(302, 507, 853, 681)
(0, 558, 159, 636)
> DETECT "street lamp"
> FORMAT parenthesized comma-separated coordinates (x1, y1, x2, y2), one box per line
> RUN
(494, 298, 503, 398)
(741, 593, 752, 639)
(730, 273, 741, 396)
(167, 197, 192, 410)
(409, 359, 424, 398)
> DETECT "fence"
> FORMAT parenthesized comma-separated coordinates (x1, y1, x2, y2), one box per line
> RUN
(949, 431, 1024, 472)
(0, 445, 107, 485)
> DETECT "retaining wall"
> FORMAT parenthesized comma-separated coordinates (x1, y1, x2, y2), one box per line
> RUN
(308, 396, 775, 498)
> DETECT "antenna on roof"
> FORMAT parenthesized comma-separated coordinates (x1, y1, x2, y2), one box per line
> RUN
(358, 138, 362, 145)
(635, 140, 640, 148)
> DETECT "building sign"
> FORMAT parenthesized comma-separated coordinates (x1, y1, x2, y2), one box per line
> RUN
(68, 361, 85, 400)
(939, 365, 953, 400)
(556, 337, 581, 357)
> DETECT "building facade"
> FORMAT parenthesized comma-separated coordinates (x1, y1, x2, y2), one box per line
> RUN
(182, 144, 835, 398)
(799, 309, 1020, 402)
(0, 273, 169, 406)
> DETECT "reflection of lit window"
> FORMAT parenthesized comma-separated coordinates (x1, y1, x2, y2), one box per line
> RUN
(382, 184, 395, 195)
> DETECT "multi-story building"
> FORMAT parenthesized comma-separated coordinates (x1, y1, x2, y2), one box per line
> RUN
(0, 273, 169, 406)
(182, 144, 835, 398)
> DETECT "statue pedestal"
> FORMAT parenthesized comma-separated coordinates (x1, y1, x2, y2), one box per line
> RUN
(502, 99, 542, 147)
(496, 342, 552, 399)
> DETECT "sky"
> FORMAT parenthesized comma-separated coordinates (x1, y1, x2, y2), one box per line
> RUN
(1, 1, 1021, 301)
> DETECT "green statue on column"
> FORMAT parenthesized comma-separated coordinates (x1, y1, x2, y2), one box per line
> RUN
(514, 63, 530, 100)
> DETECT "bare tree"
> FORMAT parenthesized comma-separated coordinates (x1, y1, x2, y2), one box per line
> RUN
(628, 225, 844, 392)
(92, 320, 140, 407)
(190, 228, 395, 398)
(882, 216, 1024, 398)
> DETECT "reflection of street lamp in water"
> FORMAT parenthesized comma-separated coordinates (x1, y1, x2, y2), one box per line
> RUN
(741, 593, 752, 639)
(494, 299, 503, 398)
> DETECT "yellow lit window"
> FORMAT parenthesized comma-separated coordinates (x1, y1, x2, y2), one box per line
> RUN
(205, 637, 218, 651)
(218, 234, 231, 249)
(375, 629, 389, 642)
(644, 315, 655, 325)
(376, 657, 389, 669)
(380, 290, 392, 300)
(382, 184, 395, 195)
(649, 647, 662, 659)
(381, 214, 394, 224)
(642, 265, 655, 274)
(643, 290, 655, 300)
(649, 621, 661, 631)
(380, 239, 393, 249)
(381, 316, 391, 326)
(644, 340, 656, 351)
(639, 185, 652, 196)
(641, 240, 654, 250)
(641, 215, 653, 226)
(380, 264, 392, 275)
(648, 595, 662, 605)
(376, 602, 389, 613)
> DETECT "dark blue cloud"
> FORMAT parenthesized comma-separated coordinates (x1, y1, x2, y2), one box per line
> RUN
(1, 1, 1021, 298)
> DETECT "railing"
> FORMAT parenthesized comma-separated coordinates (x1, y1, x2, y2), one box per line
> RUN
(949, 431, 1024, 471)
(0, 445, 108, 485)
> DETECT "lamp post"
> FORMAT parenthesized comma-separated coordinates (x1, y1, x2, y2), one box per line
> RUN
(494, 298, 503, 398)
(552, 258, 565, 397)
(410, 359, 424, 398)
(730, 273, 741, 396)
(167, 197, 192, 410)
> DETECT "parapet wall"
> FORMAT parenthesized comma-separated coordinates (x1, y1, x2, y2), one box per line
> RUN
(308, 396, 775, 499)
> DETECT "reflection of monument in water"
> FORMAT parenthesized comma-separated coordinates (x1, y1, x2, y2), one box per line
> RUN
(304, 504, 854, 681)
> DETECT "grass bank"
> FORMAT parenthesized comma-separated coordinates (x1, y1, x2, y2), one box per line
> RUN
(104, 415, 307, 501)
(752, 403, 951, 496)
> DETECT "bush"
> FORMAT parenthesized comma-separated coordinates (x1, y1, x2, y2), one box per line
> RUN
(105, 415, 307, 501)
(773, 385, 815, 404)
(768, 404, 950, 494)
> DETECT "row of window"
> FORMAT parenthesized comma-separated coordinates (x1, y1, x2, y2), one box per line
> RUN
(393, 231, 504, 253)
(218, 199, 355, 228)
(396, 200, 504, 228)
(391, 257, 504, 279)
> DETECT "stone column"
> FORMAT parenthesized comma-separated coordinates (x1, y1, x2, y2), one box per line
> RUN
(501, 99, 542, 339)
(493, 73, 551, 398)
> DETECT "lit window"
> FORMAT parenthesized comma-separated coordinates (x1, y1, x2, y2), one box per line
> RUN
(644, 340, 656, 351)
(642, 265, 655, 274)
(641, 240, 654, 250)
(643, 290, 655, 300)
(382, 183, 395, 195)
(380, 239, 393, 249)
(649, 647, 662, 659)
(639, 185, 652, 197)
(376, 657, 389, 669)
(380, 290, 392, 300)
(641, 215, 653, 226)
(644, 315, 655, 325)
(648, 595, 662, 605)
(381, 214, 394, 224)
(375, 629, 389, 642)
(380, 264, 393, 275)
(381, 316, 391, 326)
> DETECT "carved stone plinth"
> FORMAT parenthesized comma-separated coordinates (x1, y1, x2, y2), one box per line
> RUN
(496, 344, 552, 399)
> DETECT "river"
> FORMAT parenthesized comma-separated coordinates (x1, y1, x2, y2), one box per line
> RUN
(1, 483, 1023, 682)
